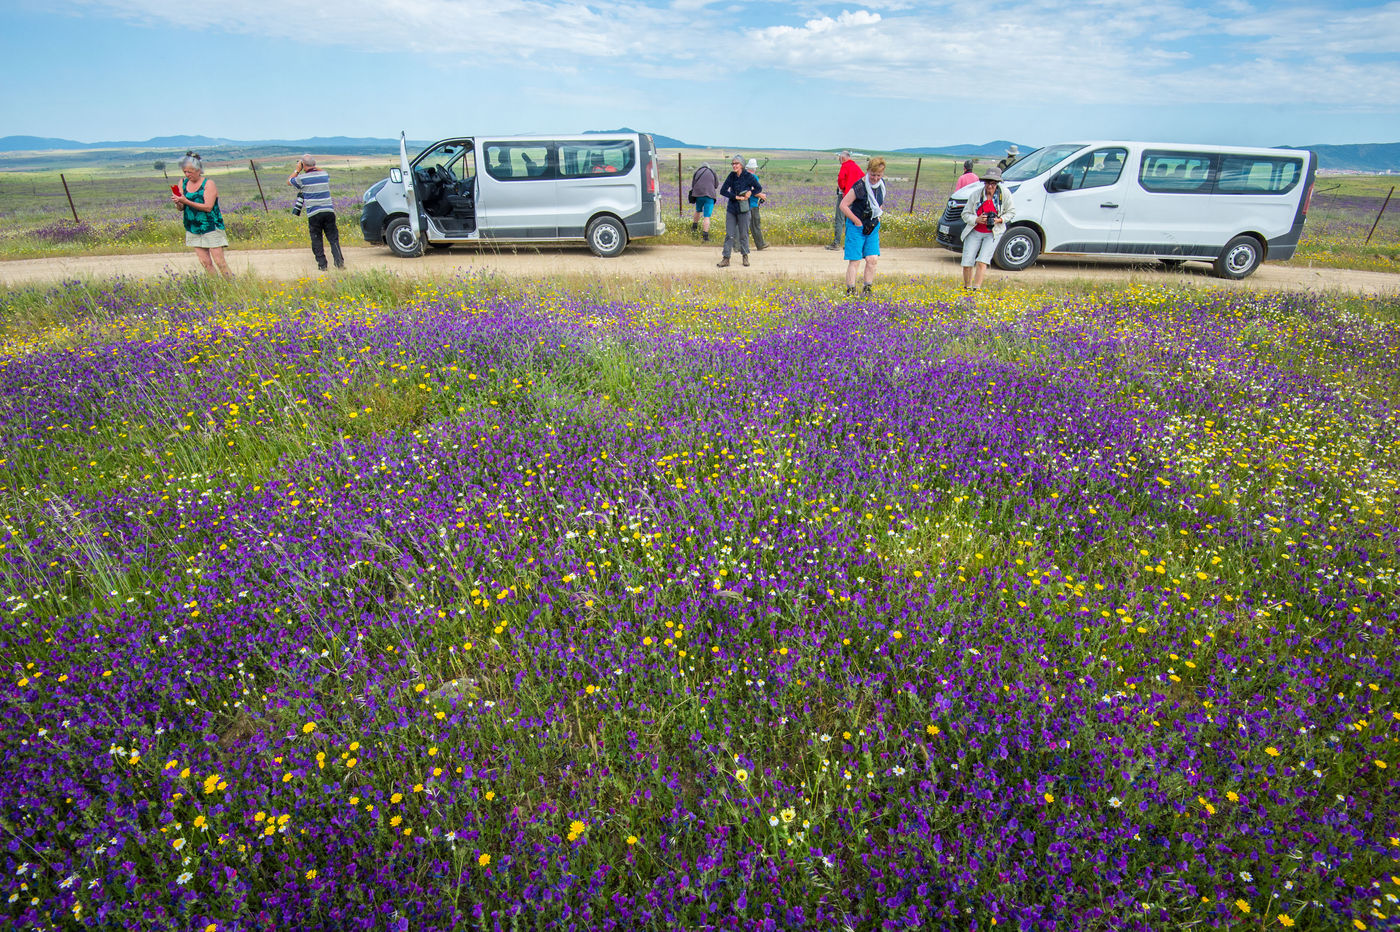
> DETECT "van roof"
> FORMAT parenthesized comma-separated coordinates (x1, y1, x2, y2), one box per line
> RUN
(1047, 140, 1311, 156)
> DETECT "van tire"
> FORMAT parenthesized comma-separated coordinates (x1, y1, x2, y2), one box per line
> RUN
(586, 216, 627, 258)
(385, 217, 423, 258)
(1214, 235, 1262, 279)
(992, 227, 1041, 271)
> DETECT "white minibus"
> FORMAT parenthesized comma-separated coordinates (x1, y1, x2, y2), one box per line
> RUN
(361, 131, 666, 258)
(935, 141, 1317, 278)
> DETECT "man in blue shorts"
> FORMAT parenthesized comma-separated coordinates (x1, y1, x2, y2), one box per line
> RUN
(838, 157, 886, 294)
(688, 162, 719, 242)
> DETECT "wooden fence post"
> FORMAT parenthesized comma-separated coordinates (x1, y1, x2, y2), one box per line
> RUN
(60, 173, 79, 222)
(249, 159, 269, 213)
(908, 158, 922, 214)
(677, 152, 683, 217)
(1365, 186, 1394, 246)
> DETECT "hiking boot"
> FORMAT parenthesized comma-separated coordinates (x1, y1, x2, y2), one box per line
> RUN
(825, 244, 840, 250)
(862, 283, 872, 294)
(716, 257, 730, 268)
(702, 232, 710, 242)
(691, 221, 698, 232)
(741, 254, 750, 267)
(846, 285, 856, 295)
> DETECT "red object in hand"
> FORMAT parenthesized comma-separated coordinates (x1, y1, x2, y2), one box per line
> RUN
(171, 184, 181, 197)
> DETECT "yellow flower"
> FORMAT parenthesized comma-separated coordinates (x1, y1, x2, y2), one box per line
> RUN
(1278, 916, 1295, 928)
(569, 820, 586, 835)
(1353, 921, 1367, 930)
(1226, 791, 1239, 803)
(1236, 899, 1250, 914)
(390, 816, 402, 827)
(1376, 760, 1388, 770)
(302, 722, 316, 734)
(626, 835, 638, 845)
(390, 793, 403, 804)
(926, 725, 940, 737)
(734, 768, 749, 784)
(1043, 793, 1054, 804)
(478, 853, 491, 867)
(205, 925, 219, 932)
(305, 869, 317, 880)
(1265, 747, 1280, 757)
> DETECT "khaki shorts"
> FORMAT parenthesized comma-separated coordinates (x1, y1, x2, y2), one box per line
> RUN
(186, 229, 229, 248)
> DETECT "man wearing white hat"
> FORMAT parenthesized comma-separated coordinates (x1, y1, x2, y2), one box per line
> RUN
(996, 145, 1020, 172)
(744, 158, 769, 250)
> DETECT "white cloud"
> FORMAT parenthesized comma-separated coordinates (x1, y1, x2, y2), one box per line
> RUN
(62, 0, 1400, 108)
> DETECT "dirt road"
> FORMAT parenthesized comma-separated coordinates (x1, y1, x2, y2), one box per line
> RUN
(2, 245, 1397, 294)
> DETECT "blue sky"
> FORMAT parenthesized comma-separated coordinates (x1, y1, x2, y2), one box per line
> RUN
(2, 0, 1398, 150)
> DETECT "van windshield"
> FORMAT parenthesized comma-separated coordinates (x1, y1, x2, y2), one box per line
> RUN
(1001, 144, 1086, 182)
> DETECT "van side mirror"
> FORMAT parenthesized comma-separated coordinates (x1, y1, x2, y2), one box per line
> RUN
(390, 168, 403, 184)
(1046, 172, 1071, 193)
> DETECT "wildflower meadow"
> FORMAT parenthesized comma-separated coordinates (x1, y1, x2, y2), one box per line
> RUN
(0, 273, 1396, 930)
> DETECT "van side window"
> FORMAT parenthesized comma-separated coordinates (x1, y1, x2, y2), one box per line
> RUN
(1139, 151, 1216, 193)
(559, 141, 636, 178)
(1052, 147, 1128, 190)
(484, 144, 553, 181)
(1216, 155, 1303, 194)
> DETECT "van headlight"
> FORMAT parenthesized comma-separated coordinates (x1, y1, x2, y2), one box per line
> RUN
(363, 180, 387, 203)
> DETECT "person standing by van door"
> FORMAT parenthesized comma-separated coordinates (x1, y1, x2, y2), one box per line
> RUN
(688, 162, 719, 242)
(996, 145, 1019, 172)
(959, 167, 1015, 290)
(171, 151, 232, 277)
(745, 158, 769, 250)
(288, 155, 344, 271)
(826, 150, 864, 250)
(717, 156, 761, 267)
(840, 157, 886, 294)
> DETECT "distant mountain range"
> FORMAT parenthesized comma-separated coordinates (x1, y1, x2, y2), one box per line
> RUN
(0, 130, 697, 154)
(1285, 142, 1400, 173)
(894, 140, 1031, 158)
(4, 135, 1398, 172)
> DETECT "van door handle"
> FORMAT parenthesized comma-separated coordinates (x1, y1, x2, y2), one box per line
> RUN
(1100, 202, 1119, 208)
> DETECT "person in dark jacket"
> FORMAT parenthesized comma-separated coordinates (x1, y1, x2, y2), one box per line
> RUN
(717, 155, 761, 268)
(688, 162, 719, 241)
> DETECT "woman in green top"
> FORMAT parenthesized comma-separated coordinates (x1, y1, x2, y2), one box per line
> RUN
(170, 151, 231, 277)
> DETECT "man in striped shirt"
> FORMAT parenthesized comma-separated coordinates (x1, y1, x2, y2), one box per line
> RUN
(288, 155, 344, 271)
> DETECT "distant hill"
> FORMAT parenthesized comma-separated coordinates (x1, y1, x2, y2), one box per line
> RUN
(894, 140, 1031, 158)
(1288, 143, 1400, 173)
(1, 130, 697, 154)
(583, 128, 694, 148)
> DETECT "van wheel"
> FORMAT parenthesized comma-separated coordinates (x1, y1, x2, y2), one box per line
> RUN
(1214, 235, 1262, 279)
(993, 227, 1041, 271)
(586, 216, 627, 258)
(385, 217, 422, 258)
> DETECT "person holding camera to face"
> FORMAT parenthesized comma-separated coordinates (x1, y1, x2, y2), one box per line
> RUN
(288, 155, 344, 271)
(959, 167, 1016, 290)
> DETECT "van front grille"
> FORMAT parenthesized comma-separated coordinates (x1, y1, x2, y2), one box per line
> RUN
(940, 202, 963, 225)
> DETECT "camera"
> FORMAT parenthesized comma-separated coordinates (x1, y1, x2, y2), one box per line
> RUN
(291, 193, 305, 217)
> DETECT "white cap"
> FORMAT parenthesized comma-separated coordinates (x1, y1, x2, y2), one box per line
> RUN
(746, 158, 758, 171)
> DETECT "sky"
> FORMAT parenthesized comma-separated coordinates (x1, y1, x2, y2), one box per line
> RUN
(2, 0, 1398, 151)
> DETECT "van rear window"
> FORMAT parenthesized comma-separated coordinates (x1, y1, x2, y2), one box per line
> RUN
(559, 141, 636, 178)
(1139, 151, 1215, 193)
(1216, 155, 1303, 194)
(484, 144, 552, 181)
